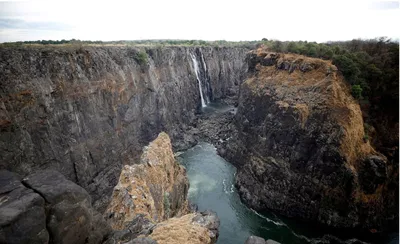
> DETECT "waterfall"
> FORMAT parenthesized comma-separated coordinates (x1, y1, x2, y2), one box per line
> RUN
(200, 52, 210, 103)
(190, 53, 207, 108)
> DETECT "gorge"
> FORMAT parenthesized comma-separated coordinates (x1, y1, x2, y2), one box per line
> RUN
(0, 44, 398, 244)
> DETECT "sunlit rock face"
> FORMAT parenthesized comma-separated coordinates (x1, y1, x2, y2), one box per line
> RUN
(104, 132, 220, 244)
(222, 49, 398, 230)
(105, 132, 189, 230)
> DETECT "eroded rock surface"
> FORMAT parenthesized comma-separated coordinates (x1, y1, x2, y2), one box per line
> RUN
(105, 132, 189, 230)
(222, 49, 398, 229)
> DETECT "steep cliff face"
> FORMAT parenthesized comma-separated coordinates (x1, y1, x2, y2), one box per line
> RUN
(223, 50, 398, 229)
(0, 45, 247, 211)
(105, 132, 189, 230)
(104, 132, 220, 244)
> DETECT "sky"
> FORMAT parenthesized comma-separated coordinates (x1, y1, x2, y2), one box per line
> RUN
(0, 0, 399, 43)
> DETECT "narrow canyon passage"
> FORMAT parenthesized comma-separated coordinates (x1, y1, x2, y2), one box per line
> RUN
(178, 142, 305, 244)
(178, 104, 399, 244)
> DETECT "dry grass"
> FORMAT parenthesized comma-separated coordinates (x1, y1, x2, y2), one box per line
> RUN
(245, 48, 376, 167)
(149, 213, 211, 244)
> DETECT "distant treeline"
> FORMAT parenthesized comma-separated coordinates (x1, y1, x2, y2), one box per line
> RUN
(2, 38, 398, 102)
(2, 39, 260, 48)
(262, 37, 399, 102)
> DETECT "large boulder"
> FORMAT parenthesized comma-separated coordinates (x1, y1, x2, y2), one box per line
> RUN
(0, 169, 111, 244)
(0, 170, 49, 244)
(22, 170, 111, 244)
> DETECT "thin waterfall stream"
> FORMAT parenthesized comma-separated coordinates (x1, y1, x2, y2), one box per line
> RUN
(190, 52, 207, 108)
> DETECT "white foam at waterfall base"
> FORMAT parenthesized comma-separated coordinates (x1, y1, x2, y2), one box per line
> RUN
(190, 53, 207, 108)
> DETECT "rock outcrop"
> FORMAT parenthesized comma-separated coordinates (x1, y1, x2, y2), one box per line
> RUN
(222, 49, 398, 229)
(149, 211, 220, 244)
(0, 45, 247, 211)
(0, 169, 111, 244)
(105, 132, 189, 230)
(104, 132, 219, 244)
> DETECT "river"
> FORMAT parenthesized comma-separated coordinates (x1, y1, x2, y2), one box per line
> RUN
(176, 104, 398, 244)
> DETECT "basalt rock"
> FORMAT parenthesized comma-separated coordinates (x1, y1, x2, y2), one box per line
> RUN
(0, 45, 247, 211)
(0, 170, 49, 244)
(0, 169, 111, 244)
(223, 49, 398, 230)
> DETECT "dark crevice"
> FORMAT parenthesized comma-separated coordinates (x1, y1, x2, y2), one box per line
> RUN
(21, 180, 49, 204)
(73, 161, 80, 185)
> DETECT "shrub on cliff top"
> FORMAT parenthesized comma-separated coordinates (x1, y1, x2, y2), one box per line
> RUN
(351, 85, 363, 99)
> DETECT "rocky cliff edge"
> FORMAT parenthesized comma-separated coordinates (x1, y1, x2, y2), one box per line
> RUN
(222, 48, 398, 230)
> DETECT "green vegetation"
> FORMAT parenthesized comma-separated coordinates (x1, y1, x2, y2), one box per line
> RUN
(363, 134, 370, 143)
(261, 38, 398, 105)
(133, 51, 148, 65)
(351, 85, 363, 99)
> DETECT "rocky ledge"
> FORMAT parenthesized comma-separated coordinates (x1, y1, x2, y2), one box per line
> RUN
(222, 49, 398, 230)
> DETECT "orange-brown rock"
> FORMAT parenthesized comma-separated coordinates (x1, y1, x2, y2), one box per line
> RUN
(105, 132, 189, 230)
(149, 211, 219, 244)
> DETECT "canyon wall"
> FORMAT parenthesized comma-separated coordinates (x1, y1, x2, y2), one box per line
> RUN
(222, 50, 398, 230)
(0, 45, 247, 211)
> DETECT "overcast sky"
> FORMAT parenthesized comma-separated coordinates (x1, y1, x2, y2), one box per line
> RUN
(0, 0, 399, 43)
